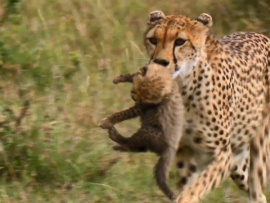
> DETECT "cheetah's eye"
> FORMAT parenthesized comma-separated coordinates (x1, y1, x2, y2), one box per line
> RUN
(174, 38, 187, 47)
(148, 37, 157, 46)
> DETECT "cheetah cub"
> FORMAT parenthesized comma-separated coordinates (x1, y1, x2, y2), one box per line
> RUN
(100, 63, 184, 201)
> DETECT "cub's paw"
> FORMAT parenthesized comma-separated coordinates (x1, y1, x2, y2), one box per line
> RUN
(99, 118, 113, 129)
(108, 127, 122, 143)
(113, 75, 126, 84)
(113, 73, 134, 84)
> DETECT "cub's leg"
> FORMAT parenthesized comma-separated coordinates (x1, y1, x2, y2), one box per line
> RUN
(108, 126, 176, 200)
(100, 104, 142, 129)
(112, 67, 146, 84)
(113, 73, 135, 84)
(107, 126, 164, 153)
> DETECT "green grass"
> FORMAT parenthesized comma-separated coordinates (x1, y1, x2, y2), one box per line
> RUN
(0, 0, 270, 202)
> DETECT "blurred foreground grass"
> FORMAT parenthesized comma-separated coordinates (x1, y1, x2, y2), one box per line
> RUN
(0, 0, 270, 202)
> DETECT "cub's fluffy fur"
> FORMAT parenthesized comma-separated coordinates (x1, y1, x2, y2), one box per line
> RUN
(100, 64, 184, 200)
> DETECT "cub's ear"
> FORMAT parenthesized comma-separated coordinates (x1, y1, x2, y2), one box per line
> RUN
(147, 10, 165, 25)
(196, 13, 213, 27)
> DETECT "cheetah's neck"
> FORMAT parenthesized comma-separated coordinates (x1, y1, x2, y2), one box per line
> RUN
(205, 32, 222, 61)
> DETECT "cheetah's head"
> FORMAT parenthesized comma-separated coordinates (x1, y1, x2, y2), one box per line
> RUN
(144, 11, 213, 78)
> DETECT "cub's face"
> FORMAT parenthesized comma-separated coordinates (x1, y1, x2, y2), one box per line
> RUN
(144, 11, 212, 78)
(131, 64, 175, 104)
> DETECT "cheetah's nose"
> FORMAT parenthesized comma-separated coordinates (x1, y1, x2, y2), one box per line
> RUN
(153, 58, 170, 67)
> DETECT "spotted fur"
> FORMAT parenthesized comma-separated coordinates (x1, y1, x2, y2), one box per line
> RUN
(143, 11, 270, 203)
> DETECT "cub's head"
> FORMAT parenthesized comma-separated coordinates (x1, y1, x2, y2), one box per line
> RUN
(131, 63, 175, 104)
(144, 11, 213, 78)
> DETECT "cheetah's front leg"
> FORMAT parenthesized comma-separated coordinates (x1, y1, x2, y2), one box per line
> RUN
(230, 148, 249, 192)
(248, 133, 268, 202)
(175, 147, 199, 192)
(248, 102, 270, 203)
(176, 149, 232, 203)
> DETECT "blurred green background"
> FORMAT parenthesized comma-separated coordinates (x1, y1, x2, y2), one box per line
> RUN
(0, 0, 270, 202)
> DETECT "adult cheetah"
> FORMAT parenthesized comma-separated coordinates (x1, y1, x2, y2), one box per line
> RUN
(143, 11, 270, 203)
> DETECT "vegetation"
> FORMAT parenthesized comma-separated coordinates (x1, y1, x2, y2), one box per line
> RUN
(0, 0, 270, 202)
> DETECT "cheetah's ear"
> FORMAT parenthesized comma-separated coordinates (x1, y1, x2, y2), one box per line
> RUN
(147, 10, 165, 25)
(196, 13, 213, 27)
